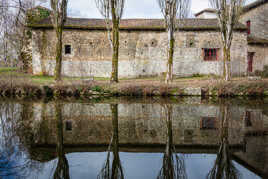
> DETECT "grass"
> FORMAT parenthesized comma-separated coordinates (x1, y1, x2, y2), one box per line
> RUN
(0, 67, 18, 74)
(0, 67, 267, 89)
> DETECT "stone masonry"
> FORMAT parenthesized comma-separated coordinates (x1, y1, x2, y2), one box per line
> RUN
(31, 27, 248, 78)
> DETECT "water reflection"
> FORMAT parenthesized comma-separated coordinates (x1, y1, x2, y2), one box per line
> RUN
(207, 106, 240, 179)
(53, 102, 70, 179)
(98, 104, 124, 179)
(0, 102, 41, 178)
(0, 98, 267, 178)
(158, 104, 187, 179)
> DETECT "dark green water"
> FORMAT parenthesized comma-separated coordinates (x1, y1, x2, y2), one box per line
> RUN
(0, 97, 268, 179)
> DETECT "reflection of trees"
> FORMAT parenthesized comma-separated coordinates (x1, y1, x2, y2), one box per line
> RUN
(98, 104, 124, 179)
(53, 102, 70, 179)
(0, 101, 41, 178)
(157, 104, 187, 179)
(207, 106, 241, 179)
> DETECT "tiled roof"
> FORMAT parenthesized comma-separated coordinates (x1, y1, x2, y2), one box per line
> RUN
(29, 17, 246, 31)
(243, 0, 268, 13)
(194, 8, 217, 17)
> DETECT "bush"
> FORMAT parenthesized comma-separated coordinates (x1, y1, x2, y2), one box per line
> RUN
(91, 85, 102, 92)
(262, 65, 268, 78)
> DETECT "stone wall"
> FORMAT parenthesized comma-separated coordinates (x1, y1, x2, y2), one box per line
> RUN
(248, 44, 268, 72)
(32, 29, 248, 78)
(29, 102, 268, 146)
(240, 2, 268, 40)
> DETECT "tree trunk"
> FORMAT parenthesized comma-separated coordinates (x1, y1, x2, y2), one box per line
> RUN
(165, 30, 174, 84)
(54, 27, 63, 82)
(223, 46, 231, 81)
(54, 102, 70, 179)
(110, 2, 119, 83)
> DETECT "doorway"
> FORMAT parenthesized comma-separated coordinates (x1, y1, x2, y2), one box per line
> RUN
(247, 52, 254, 73)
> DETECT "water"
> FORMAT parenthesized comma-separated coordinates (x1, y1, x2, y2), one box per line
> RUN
(0, 97, 268, 179)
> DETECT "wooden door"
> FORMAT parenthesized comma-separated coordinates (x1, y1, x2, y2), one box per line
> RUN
(247, 52, 254, 73)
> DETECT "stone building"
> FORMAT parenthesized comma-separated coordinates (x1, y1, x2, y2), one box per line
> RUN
(196, 0, 268, 74)
(29, 0, 268, 78)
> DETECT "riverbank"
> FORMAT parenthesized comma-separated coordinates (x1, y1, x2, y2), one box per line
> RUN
(1, 67, 268, 98)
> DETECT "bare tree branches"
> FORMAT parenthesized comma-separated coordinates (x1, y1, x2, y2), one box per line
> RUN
(50, 0, 68, 81)
(157, 0, 191, 83)
(207, 106, 241, 179)
(157, 104, 187, 179)
(0, 0, 44, 68)
(209, 0, 245, 81)
(94, 0, 125, 83)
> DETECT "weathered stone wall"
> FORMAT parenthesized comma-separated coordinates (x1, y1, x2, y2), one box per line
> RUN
(248, 44, 268, 72)
(29, 102, 268, 146)
(32, 29, 248, 78)
(240, 2, 268, 40)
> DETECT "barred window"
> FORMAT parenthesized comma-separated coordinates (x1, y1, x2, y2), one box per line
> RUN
(203, 48, 218, 61)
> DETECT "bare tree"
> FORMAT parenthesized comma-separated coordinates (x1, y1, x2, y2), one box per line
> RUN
(158, 104, 187, 179)
(95, 0, 125, 83)
(50, 0, 68, 81)
(157, 0, 191, 84)
(98, 104, 124, 179)
(0, 0, 47, 70)
(210, 0, 245, 81)
(53, 102, 70, 179)
(207, 106, 241, 179)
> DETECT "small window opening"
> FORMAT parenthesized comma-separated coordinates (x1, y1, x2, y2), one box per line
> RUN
(203, 48, 218, 61)
(245, 111, 252, 127)
(247, 20, 251, 35)
(65, 45, 71, 54)
(201, 117, 216, 130)
(66, 121, 72, 131)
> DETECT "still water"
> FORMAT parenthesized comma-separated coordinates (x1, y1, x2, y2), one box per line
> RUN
(0, 97, 268, 179)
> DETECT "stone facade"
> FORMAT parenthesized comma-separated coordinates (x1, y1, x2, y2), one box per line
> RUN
(248, 44, 268, 71)
(29, 1, 268, 78)
(195, 1, 268, 75)
(31, 28, 248, 78)
(239, 1, 268, 73)
(239, 2, 268, 40)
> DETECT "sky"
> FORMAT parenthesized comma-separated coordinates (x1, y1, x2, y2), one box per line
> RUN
(41, 0, 256, 19)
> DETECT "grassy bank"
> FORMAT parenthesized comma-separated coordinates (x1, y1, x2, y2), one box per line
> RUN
(1, 67, 268, 99)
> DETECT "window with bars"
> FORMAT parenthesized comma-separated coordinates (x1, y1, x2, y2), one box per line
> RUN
(203, 48, 218, 61)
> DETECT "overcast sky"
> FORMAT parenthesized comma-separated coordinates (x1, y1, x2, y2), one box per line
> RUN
(42, 0, 256, 19)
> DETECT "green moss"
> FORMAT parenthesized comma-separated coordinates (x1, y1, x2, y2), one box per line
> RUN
(0, 67, 17, 73)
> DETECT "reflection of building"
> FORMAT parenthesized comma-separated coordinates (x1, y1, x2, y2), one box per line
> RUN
(10, 100, 268, 178)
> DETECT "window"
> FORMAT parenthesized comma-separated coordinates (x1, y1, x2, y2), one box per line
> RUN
(247, 20, 251, 35)
(65, 121, 72, 131)
(203, 48, 218, 61)
(65, 45, 71, 54)
(201, 117, 216, 130)
(186, 35, 195, 48)
(245, 111, 252, 127)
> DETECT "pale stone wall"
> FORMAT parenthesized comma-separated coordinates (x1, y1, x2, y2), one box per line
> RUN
(196, 12, 217, 19)
(240, 2, 268, 39)
(248, 44, 268, 72)
(32, 28, 248, 78)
